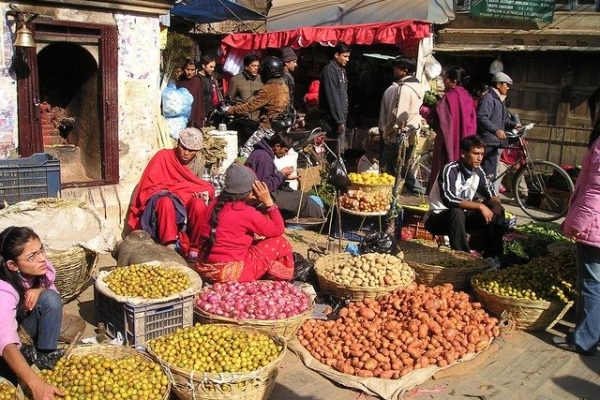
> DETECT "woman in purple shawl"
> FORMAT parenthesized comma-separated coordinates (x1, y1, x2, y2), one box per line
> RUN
(427, 67, 477, 193)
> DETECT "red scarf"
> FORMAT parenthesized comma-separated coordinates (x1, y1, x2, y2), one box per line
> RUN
(127, 149, 214, 229)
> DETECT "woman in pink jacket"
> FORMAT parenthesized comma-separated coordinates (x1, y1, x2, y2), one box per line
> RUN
(555, 89, 600, 355)
(0, 226, 64, 399)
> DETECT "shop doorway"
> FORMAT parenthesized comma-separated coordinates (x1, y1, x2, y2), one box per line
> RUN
(38, 42, 101, 182)
(16, 20, 119, 187)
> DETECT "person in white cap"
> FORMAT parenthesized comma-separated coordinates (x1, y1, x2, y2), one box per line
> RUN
(476, 71, 520, 183)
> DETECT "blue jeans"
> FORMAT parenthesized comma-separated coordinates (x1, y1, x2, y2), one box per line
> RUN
(21, 290, 63, 351)
(573, 242, 600, 352)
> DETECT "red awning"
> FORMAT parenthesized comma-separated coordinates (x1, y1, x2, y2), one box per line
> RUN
(220, 20, 431, 56)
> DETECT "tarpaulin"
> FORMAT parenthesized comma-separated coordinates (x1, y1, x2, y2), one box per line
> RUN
(221, 20, 431, 56)
(171, 0, 265, 24)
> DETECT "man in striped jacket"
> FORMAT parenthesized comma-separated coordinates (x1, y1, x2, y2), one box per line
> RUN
(424, 136, 505, 262)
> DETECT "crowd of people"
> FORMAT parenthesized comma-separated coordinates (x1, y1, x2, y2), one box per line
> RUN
(1, 44, 599, 398)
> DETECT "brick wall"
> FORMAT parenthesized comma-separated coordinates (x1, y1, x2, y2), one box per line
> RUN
(40, 101, 67, 146)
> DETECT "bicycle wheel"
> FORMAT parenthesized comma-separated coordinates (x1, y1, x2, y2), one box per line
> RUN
(512, 160, 574, 221)
(410, 151, 433, 190)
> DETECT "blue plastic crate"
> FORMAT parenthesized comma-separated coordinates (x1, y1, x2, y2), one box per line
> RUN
(0, 153, 61, 205)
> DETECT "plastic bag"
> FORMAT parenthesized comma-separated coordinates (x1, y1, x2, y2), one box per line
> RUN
(162, 84, 193, 118)
(328, 158, 350, 190)
(293, 252, 317, 286)
(359, 232, 397, 254)
(166, 116, 189, 140)
(423, 56, 442, 81)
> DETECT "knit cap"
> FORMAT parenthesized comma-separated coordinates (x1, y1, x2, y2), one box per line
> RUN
(178, 128, 204, 150)
(224, 163, 257, 194)
(281, 47, 297, 63)
(492, 72, 513, 85)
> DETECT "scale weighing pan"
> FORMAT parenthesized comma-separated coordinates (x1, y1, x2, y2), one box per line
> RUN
(285, 217, 327, 226)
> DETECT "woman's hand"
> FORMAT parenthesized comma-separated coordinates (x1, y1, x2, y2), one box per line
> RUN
(24, 288, 43, 311)
(30, 376, 64, 400)
(252, 181, 273, 208)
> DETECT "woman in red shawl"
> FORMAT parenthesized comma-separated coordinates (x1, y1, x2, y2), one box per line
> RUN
(127, 128, 215, 259)
(427, 67, 477, 193)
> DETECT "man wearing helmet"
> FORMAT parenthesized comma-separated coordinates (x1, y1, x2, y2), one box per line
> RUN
(224, 56, 290, 158)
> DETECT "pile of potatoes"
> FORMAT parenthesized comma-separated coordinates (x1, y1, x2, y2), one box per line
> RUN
(324, 253, 414, 288)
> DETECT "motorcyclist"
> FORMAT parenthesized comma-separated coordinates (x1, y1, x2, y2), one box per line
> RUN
(222, 56, 290, 158)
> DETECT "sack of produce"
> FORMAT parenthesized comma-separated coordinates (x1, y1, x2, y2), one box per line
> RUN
(166, 116, 189, 141)
(147, 324, 286, 400)
(162, 83, 193, 118)
(315, 253, 415, 301)
(195, 281, 314, 340)
(293, 283, 500, 399)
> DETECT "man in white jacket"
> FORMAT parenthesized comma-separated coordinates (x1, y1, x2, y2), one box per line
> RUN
(378, 57, 425, 194)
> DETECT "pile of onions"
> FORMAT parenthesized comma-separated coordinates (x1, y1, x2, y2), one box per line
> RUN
(298, 283, 500, 379)
(196, 281, 311, 320)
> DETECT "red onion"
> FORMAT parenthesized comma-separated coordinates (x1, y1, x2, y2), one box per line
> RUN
(196, 281, 310, 320)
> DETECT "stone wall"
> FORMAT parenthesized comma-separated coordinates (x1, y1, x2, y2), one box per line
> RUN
(1, 4, 164, 237)
(0, 3, 18, 158)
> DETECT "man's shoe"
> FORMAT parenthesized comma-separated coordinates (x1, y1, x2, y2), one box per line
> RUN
(552, 335, 595, 356)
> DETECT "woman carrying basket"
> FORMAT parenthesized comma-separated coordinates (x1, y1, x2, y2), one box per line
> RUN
(195, 163, 294, 282)
(0, 226, 64, 399)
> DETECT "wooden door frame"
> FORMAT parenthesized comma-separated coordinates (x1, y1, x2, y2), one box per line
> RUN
(16, 19, 119, 185)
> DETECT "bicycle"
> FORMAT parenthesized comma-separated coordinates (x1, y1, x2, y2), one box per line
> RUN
(489, 123, 574, 221)
(408, 124, 574, 222)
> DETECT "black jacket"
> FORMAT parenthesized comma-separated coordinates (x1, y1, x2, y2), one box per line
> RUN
(319, 60, 348, 126)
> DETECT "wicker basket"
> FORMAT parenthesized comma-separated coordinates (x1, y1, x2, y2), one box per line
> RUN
(399, 241, 488, 291)
(314, 253, 415, 301)
(147, 326, 287, 400)
(19, 344, 170, 400)
(47, 246, 98, 303)
(0, 376, 23, 400)
(472, 284, 573, 331)
(194, 300, 314, 340)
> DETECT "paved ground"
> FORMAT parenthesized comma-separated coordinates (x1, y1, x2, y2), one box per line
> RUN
(62, 196, 600, 400)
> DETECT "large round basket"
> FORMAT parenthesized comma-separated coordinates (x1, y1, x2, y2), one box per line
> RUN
(47, 246, 98, 303)
(147, 325, 287, 400)
(314, 253, 415, 301)
(349, 182, 394, 194)
(18, 344, 170, 400)
(472, 284, 573, 331)
(0, 376, 23, 400)
(194, 299, 314, 340)
(0, 198, 115, 303)
(399, 241, 488, 291)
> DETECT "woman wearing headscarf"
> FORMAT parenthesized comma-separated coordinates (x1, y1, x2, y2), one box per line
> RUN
(427, 66, 477, 193)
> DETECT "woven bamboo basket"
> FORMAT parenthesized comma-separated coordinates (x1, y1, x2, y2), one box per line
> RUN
(472, 284, 573, 331)
(147, 325, 287, 400)
(194, 300, 314, 340)
(47, 246, 98, 303)
(399, 241, 488, 291)
(0, 376, 23, 400)
(314, 253, 415, 301)
(18, 344, 170, 400)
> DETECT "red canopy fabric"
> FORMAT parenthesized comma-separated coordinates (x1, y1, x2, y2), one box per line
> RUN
(220, 20, 430, 56)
